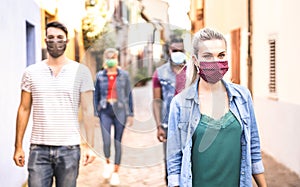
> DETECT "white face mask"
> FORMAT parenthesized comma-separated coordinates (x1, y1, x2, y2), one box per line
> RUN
(171, 52, 186, 65)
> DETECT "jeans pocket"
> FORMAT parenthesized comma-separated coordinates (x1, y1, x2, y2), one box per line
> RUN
(66, 145, 80, 150)
(29, 144, 39, 151)
(60, 146, 81, 164)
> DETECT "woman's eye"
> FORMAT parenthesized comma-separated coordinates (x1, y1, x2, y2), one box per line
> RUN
(202, 55, 211, 59)
(219, 53, 226, 58)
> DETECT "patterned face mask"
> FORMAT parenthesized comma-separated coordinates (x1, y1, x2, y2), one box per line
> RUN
(46, 39, 67, 58)
(197, 60, 229, 84)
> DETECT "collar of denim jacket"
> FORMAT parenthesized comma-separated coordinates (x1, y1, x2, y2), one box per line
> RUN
(222, 79, 249, 105)
(184, 78, 245, 102)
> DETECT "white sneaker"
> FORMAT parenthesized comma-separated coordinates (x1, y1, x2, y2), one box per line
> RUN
(110, 172, 120, 186)
(102, 163, 112, 179)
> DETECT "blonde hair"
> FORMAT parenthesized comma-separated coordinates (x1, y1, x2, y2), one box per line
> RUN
(186, 28, 227, 86)
(103, 48, 119, 60)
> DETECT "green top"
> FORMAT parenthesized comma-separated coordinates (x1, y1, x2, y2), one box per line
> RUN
(192, 111, 242, 187)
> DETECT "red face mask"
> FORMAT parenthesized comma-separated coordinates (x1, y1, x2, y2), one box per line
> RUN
(198, 61, 229, 84)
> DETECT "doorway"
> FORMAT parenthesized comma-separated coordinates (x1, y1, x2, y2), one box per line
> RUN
(26, 21, 36, 66)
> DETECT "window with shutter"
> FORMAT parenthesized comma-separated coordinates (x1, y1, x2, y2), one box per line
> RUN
(268, 39, 277, 99)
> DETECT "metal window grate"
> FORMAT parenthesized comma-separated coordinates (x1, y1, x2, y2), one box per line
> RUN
(269, 39, 276, 93)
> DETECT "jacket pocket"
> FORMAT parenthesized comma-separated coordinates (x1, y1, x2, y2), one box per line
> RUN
(178, 122, 189, 150)
(178, 122, 189, 132)
(241, 117, 250, 143)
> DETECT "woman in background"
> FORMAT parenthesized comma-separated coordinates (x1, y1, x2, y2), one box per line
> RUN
(94, 48, 133, 186)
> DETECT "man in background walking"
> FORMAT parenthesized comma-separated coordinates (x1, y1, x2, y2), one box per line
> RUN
(152, 38, 186, 184)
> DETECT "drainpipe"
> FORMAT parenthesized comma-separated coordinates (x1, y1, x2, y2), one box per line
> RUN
(140, 6, 157, 45)
(140, 7, 157, 76)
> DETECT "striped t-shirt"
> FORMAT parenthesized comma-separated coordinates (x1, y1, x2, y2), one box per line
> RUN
(21, 60, 94, 146)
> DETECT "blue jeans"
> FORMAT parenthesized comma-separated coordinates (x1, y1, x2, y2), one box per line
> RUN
(99, 103, 125, 165)
(27, 144, 81, 187)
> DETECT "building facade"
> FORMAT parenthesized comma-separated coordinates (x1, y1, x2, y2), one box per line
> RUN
(0, 0, 41, 186)
(0, 0, 89, 186)
(251, 0, 300, 177)
(189, 0, 300, 177)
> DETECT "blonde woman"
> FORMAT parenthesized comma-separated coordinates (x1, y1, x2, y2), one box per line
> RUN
(167, 28, 267, 187)
(94, 48, 133, 185)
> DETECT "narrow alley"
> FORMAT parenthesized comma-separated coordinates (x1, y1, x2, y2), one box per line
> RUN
(77, 81, 166, 187)
(77, 81, 300, 187)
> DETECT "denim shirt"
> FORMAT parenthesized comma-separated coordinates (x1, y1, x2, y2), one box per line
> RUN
(157, 62, 176, 126)
(94, 68, 133, 121)
(167, 78, 264, 187)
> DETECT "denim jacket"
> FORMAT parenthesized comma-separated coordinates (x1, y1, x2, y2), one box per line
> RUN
(94, 69, 133, 123)
(167, 78, 264, 187)
(157, 62, 176, 126)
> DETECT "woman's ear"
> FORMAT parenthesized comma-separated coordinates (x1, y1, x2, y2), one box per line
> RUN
(192, 55, 200, 73)
(192, 55, 199, 66)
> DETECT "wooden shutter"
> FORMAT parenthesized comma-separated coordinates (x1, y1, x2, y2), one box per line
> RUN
(231, 28, 241, 84)
(269, 39, 276, 93)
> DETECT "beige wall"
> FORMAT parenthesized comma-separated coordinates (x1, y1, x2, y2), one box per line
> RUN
(252, 0, 300, 104)
(139, 0, 170, 41)
(204, 0, 247, 33)
(202, 0, 300, 177)
(141, 0, 169, 24)
(252, 0, 300, 176)
(203, 0, 249, 87)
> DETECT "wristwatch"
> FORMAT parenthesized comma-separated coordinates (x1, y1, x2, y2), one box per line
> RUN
(161, 123, 168, 128)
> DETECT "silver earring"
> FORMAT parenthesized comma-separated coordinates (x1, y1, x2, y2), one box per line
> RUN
(196, 65, 200, 73)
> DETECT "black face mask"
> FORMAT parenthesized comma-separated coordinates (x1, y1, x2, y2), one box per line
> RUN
(46, 39, 67, 58)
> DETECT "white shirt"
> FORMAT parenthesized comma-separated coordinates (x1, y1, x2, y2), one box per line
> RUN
(21, 60, 94, 146)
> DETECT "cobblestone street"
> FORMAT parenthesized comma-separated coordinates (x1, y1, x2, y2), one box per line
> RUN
(77, 81, 300, 187)
(77, 81, 166, 187)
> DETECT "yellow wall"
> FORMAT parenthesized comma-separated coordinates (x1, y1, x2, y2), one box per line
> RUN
(204, 0, 247, 33)
(202, 0, 249, 87)
(40, 0, 86, 62)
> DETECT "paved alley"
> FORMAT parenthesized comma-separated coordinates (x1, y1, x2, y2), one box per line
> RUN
(77, 81, 166, 187)
(77, 81, 300, 187)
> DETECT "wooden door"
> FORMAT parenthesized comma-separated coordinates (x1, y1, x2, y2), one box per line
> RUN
(230, 28, 241, 84)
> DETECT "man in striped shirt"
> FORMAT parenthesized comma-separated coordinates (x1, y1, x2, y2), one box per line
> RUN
(13, 21, 96, 187)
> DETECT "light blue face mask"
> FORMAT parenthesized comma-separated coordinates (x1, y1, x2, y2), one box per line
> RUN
(171, 52, 186, 65)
